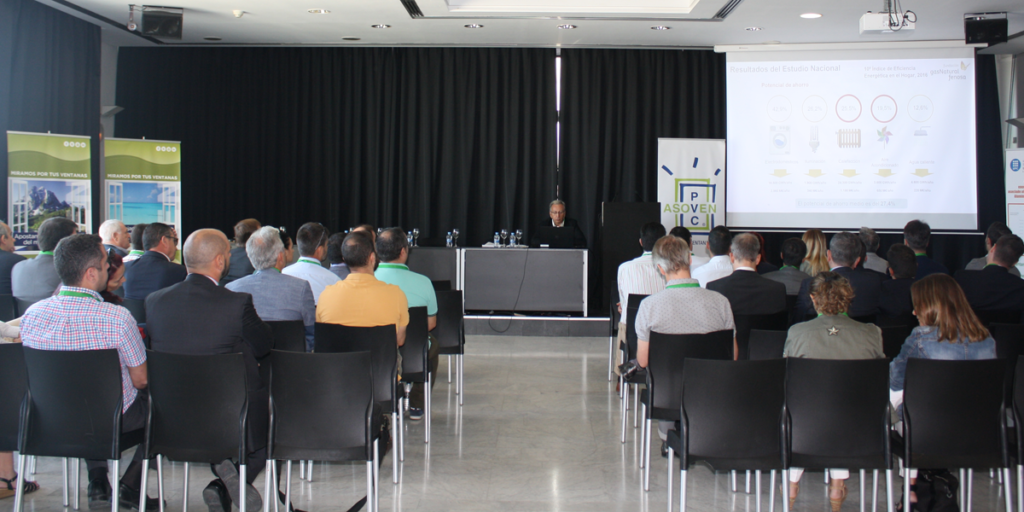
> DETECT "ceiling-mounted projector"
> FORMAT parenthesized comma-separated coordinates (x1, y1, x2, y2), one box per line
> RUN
(860, 12, 915, 34)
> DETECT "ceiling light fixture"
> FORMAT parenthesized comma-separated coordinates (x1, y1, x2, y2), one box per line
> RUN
(371, 24, 391, 28)
(558, 24, 577, 29)
(800, 12, 822, 19)
(342, 37, 361, 41)
(745, 26, 762, 31)
(464, 23, 483, 28)
(307, 9, 330, 14)
(651, 25, 671, 30)
(203, 36, 222, 41)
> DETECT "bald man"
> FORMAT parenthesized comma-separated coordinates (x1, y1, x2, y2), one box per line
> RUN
(144, 229, 274, 512)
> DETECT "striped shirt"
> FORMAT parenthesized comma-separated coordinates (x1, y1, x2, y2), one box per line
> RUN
(20, 286, 146, 411)
(617, 252, 665, 313)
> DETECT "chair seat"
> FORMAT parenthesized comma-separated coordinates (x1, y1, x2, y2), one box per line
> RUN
(640, 389, 680, 421)
(402, 372, 428, 383)
(667, 429, 782, 471)
(890, 429, 1002, 469)
(437, 346, 463, 355)
(25, 428, 143, 461)
(789, 453, 890, 471)
(272, 445, 374, 463)
(624, 368, 647, 385)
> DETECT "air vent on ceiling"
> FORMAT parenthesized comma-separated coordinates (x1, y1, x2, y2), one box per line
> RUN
(713, 0, 744, 19)
(401, 0, 425, 18)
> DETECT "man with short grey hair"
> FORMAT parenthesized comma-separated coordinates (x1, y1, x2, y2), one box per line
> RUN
(530, 199, 587, 247)
(796, 232, 883, 317)
(0, 221, 25, 295)
(227, 227, 316, 351)
(100, 219, 130, 257)
(858, 227, 888, 273)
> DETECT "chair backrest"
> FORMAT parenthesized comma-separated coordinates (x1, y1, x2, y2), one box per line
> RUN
(987, 323, 1024, 409)
(401, 307, 430, 375)
(14, 298, 37, 317)
(876, 312, 918, 329)
(269, 350, 375, 462)
(850, 314, 877, 325)
(434, 290, 464, 351)
(786, 358, 890, 470)
(647, 330, 734, 412)
(748, 329, 787, 360)
(881, 325, 913, 361)
(20, 347, 125, 460)
(315, 323, 398, 409)
(431, 280, 452, 292)
(973, 309, 1021, 327)
(734, 312, 789, 360)
(0, 294, 17, 322)
(0, 344, 27, 451)
(903, 358, 1007, 469)
(1013, 356, 1024, 461)
(624, 294, 649, 359)
(267, 320, 306, 353)
(121, 298, 146, 324)
(785, 295, 800, 326)
(146, 351, 248, 463)
(681, 358, 786, 471)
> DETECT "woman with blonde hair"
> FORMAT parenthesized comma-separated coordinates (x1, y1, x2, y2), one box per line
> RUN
(783, 271, 884, 511)
(800, 228, 830, 276)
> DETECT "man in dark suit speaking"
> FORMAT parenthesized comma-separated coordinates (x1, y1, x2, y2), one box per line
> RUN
(796, 231, 883, 318)
(145, 229, 274, 512)
(123, 222, 187, 300)
(530, 199, 587, 248)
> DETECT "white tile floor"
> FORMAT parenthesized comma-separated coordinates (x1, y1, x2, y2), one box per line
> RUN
(11, 335, 1014, 511)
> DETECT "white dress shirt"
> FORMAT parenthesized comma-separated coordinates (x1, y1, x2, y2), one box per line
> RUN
(282, 257, 340, 304)
(691, 255, 733, 288)
(616, 252, 666, 313)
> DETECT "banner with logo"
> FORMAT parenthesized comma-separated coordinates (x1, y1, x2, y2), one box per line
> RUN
(103, 138, 181, 240)
(657, 138, 727, 257)
(6, 131, 92, 252)
(1005, 148, 1024, 275)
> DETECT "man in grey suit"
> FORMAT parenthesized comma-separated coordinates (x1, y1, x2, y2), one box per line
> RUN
(12, 217, 78, 303)
(227, 226, 316, 351)
(763, 237, 811, 295)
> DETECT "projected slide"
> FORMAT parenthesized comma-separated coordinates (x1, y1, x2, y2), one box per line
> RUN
(726, 52, 976, 230)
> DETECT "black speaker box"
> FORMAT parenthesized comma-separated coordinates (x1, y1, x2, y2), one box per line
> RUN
(965, 17, 1007, 45)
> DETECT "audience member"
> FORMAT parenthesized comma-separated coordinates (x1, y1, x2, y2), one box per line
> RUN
(531, 199, 587, 248)
(633, 235, 734, 452)
(858, 227, 888, 274)
(102, 251, 126, 304)
(20, 234, 155, 510)
(99, 219, 130, 258)
(145, 229, 274, 512)
(318, 231, 408, 371)
(12, 217, 77, 303)
(965, 221, 1020, 276)
(0, 221, 25, 296)
(352, 224, 378, 243)
(615, 222, 667, 375)
(904, 220, 947, 279)
(800, 229, 829, 276)
(375, 228, 440, 420)
(122, 223, 186, 300)
(763, 238, 810, 295)
(691, 226, 733, 287)
(227, 227, 316, 352)
(879, 244, 917, 320)
(122, 223, 148, 263)
(668, 226, 709, 270)
(278, 227, 296, 265)
(796, 232, 882, 318)
(783, 271, 883, 510)
(751, 232, 778, 274)
(221, 218, 260, 285)
(326, 233, 349, 280)
(955, 234, 1024, 312)
(282, 222, 339, 304)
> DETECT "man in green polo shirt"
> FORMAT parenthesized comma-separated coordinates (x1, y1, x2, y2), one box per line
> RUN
(375, 228, 439, 421)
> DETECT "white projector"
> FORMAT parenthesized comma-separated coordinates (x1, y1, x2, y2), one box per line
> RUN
(860, 12, 915, 34)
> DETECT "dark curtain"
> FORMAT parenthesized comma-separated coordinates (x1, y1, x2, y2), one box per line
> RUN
(0, 0, 101, 224)
(559, 49, 727, 310)
(115, 47, 557, 246)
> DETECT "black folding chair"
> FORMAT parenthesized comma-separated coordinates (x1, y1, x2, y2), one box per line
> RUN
(315, 323, 401, 483)
(1012, 356, 1024, 512)
(785, 358, 894, 512)
(893, 358, 1011, 512)
(14, 298, 37, 317)
(734, 311, 789, 360)
(667, 358, 787, 512)
(880, 325, 913, 362)
(748, 329, 787, 360)
(608, 287, 620, 382)
(15, 348, 143, 512)
(401, 307, 432, 443)
(140, 351, 250, 512)
(621, 294, 649, 445)
(0, 345, 34, 498)
(988, 323, 1024, 416)
(435, 290, 465, 405)
(430, 280, 451, 291)
(121, 298, 146, 325)
(640, 329, 734, 490)
(266, 350, 381, 512)
(0, 294, 17, 322)
(974, 309, 1022, 327)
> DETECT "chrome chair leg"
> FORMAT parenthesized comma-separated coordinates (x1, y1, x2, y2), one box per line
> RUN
(860, 469, 866, 512)
(13, 452, 28, 512)
(262, 461, 271, 512)
(372, 439, 380, 512)
(746, 470, 752, 494)
(872, 469, 879, 512)
(620, 385, 628, 443)
(426, 372, 432, 444)
(906, 467, 914, 512)
(366, 461, 374, 512)
(447, 355, 452, 384)
(639, 403, 647, 469)
(392, 412, 399, 483)
(781, 469, 790, 512)
(298, 460, 305, 481)
(183, 462, 190, 512)
(239, 464, 247, 512)
(63, 457, 69, 508)
(885, 469, 894, 512)
(111, 459, 120, 512)
(666, 446, 673, 512)
(769, 470, 776, 512)
(643, 418, 652, 491)
(307, 461, 313, 483)
(959, 469, 966, 510)
(731, 470, 737, 492)
(755, 470, 762, 512)
(680, 469, 688, 512)
(73, 458, 81, 510)
(273, 463, 280, 512)
(157, 455, 165, 512)
(966, 468, 973, 512)
(285, 461, 292, 512)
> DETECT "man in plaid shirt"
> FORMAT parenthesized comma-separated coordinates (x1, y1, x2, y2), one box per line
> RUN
(20, 234, 158, 511)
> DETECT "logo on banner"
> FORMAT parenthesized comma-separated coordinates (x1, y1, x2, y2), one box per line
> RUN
(663, 178, 717, 233)
(1012, 159, 1022, 172)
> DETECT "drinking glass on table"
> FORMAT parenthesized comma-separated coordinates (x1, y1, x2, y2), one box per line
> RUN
(500, 229, 509, 246)
(515, 229, 523, 246)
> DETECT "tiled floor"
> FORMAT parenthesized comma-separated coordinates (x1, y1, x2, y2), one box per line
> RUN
(13, 336, 1013, 511)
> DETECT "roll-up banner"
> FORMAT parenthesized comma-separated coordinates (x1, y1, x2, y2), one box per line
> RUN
(6, 131, 93, 253)
(103, 138, 181, 241)
(1005, 148, 1024, 276)
(657, 138, 727, 257)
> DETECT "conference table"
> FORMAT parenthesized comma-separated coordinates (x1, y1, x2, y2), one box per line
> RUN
(405, 247, 588, 316)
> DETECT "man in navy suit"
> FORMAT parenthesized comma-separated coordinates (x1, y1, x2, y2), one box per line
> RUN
(122, 222, 187, 300)
(797, 232, 883, 318)
(955, 234, 1024, 312)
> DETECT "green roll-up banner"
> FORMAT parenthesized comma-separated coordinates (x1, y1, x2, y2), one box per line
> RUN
(103, 138, 181, 242)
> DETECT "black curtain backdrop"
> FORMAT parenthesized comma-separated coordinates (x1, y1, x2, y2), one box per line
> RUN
(0, 0, 101, 226)
(559, 49, 727, 311)
(116, 47, 557, 247)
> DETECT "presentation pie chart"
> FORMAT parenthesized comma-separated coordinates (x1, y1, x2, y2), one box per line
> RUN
(908, 95, 933, 123)
(835, 95, 861, 123)
(802, 96, 827, 123)
(767, 96, 792, 122)
(871, 95, 897, 123)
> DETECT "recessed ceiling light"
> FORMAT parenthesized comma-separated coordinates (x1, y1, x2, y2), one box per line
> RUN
(745, 26, 762, 31)
(371, 24, 390, 29)
(203, 36, 222, 41)
(800, 12, 822, 19)
(651, 25, 671, 30)
(558, 24, 577, 29)
(342, 37, 361, 41)
(307, 9, 330, 14)
(464, 23, 484, 28)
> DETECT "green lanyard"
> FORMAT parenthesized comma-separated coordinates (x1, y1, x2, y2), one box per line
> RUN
(377, 263, 408, 270)
(128, 250, 144, 256)
(298, 258, 321, 266)
(780, 265, 797, 271)
(666, 283, 700, 289)
(817, 312, 849, 317)
(38, 251, 54, 256)
(58, 290, 101, 302)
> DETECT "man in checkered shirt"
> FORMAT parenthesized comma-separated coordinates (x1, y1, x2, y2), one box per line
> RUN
(20, 233, 158, 511)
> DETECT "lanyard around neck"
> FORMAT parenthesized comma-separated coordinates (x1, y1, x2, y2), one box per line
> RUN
(377, 263, 408, 270)
(58, 290, 101, 302)
(298, 257, 321, 266)
(666, 283, 699, 289)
